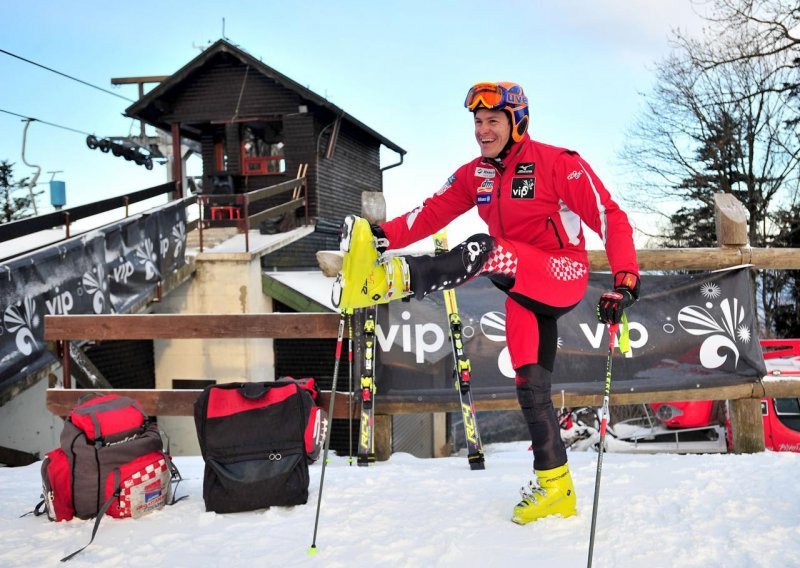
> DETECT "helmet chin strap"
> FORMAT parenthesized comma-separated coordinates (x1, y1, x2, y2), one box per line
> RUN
(491, 124, 517, 164)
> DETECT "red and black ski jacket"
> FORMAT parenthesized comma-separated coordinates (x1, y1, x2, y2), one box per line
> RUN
(381, 133, 640, 282)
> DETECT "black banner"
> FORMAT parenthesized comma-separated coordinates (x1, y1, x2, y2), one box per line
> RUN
(0, 203, 186, 392)
(377, 267, 766, 401)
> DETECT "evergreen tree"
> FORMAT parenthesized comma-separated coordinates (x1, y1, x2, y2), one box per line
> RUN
(0, 160, 35, 223)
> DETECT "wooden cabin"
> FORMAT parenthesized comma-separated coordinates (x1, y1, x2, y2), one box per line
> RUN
(125, 39, 406, 268)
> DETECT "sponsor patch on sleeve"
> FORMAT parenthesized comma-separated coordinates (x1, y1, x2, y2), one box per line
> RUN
(477, 194, 492, 205)
(475, 167, 496, 179)
(436, 173, 457, 195)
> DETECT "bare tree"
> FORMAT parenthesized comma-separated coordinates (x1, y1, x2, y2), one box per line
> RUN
(620, 4, 800, 333)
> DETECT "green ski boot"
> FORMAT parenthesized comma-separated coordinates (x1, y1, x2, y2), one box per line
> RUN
(331, 215, 412, 312)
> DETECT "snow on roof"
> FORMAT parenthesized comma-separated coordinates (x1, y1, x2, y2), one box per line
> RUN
(266, 269, 337, 311)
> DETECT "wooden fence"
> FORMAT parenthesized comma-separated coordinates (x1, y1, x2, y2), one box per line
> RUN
(44, 193, 800, 454)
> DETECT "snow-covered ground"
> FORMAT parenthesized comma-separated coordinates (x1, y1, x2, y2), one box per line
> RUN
(2, 442, 799, 568)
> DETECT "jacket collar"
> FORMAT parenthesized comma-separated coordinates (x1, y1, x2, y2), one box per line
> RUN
(481, 133, 529, 172)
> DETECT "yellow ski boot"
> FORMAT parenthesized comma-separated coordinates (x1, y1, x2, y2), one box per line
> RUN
(511, 463, 577, 524)
(331, 215, 412, 311)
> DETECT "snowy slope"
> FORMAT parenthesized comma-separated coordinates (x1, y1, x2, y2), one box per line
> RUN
(3, 442, 800, 568)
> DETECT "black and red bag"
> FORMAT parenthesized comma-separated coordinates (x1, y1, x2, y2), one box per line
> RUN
(36, 394, 181, 561)
(193, 378, 326, 514)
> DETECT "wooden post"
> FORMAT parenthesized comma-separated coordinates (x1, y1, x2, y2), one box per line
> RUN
(728, 399, 765, 453)
(714, 192, 749, 246)
(171, 123, 183, 199)
(374, 415, 392, 461)
(361, 191, 386, 224)
(714, 192, 764, 453)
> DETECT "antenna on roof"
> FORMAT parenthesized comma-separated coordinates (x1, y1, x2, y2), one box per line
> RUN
(222, 17, 227, 40)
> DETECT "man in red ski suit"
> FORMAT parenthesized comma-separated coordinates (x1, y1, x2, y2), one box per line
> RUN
(335, 81, 640, 524)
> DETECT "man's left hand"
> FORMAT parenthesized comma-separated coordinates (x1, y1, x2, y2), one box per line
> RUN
(597, 289, 636, 324)
(596, 272, 640, 324)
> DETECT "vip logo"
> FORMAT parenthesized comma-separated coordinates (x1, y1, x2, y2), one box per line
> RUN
(112, 260, 135, 284)
(511, 177, 535, 199)
(475, 167, 495, 178)
(45, 287, 74, 315)
(515, 162, 535, 175)
(376, 311, 446, 363)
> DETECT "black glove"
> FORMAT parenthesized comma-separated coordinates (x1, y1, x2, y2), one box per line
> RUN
(597, 272, 640, 324)
(370, 223, 390, 254)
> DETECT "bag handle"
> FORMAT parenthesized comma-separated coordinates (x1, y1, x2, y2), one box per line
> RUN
(239, 382, 270, 400)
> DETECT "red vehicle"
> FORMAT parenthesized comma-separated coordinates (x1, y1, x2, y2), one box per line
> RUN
(561, 339, 800, 454)
(650, 339, 800, 453)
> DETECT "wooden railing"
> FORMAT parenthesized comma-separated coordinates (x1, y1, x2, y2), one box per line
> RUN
(197, 172, 307, 252)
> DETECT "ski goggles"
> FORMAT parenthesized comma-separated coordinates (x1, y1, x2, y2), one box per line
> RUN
(464, 82, 528, 111)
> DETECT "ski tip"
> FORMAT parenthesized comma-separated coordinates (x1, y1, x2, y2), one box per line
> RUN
(308, 545, 319, 556)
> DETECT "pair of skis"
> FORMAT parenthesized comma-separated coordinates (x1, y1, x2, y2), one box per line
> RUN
(351, 232, 485, 470)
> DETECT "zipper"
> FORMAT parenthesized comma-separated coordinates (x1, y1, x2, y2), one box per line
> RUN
(547, 217, 564, 248)
(494, 168, 505, 238)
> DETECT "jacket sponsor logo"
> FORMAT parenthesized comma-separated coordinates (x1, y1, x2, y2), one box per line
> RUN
(477, 194, 492, 205)
(475, 167, 495, 179)
(515, 162, 535, 175)
(567, 170, 582, 180)
(405, 206, 422, 229)
(477, 179, 494, 193)
(511, 177, 535, 199)
(437, 174, 457, 195)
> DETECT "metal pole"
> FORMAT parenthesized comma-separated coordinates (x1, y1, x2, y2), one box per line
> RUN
(587, 322, 619, 568)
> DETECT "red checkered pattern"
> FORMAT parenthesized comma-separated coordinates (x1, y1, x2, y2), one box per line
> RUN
(481, 244, 518, 278)
(548, 256, 588, 281)
(118, 458, 168, 516)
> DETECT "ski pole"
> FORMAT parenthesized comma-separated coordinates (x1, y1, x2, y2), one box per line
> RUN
(309, 311, 349, 555)
(587, 315, 628, 568)
(347, 316, 354, 466)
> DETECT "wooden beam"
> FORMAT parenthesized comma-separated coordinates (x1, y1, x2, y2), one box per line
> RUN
(46, 380, 800, 418)
(317, 248, 800, 275)
(247, 198, 306, 228)
(46, 389, 358, 419)
(246, 178, 304, 203)
(111, 76, 170, 85)
(44, 313, 344, 340)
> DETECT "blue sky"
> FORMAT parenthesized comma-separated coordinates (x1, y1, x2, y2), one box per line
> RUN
(1, 1, 705, 245)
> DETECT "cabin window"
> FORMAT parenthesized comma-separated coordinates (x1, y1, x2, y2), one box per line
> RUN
(241, 123, 285, 176)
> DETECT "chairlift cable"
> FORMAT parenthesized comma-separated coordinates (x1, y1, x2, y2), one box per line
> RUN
(0, 108, 93, 137)
(0, 48, 135, 102)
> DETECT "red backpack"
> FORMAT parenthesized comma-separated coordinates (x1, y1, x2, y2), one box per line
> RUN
(36, 393, 182, 561)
